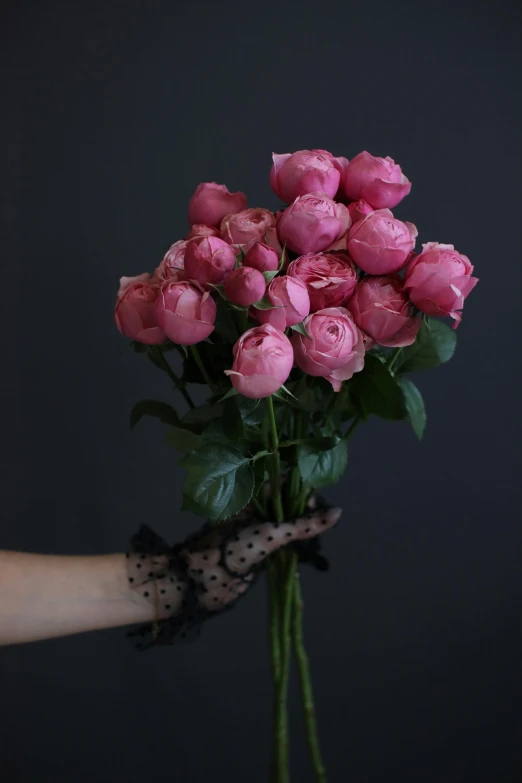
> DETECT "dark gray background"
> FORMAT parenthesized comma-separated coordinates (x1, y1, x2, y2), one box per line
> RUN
(1, 1, 521, 781)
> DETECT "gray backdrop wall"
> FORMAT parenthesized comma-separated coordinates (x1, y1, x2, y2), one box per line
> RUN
(1, 1, 521, 781)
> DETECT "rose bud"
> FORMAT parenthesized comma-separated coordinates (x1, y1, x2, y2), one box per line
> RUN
(154, 240, 187, 282)
(347, 199, 374, 224)
(343, 151, 411, 209)
(115, 277, 166, 345)
(244, 241, 279, 273)
(220, 208, 277, 252)
(287, 252, 357, 312)
(404, 242, 478, 326)
(292, 307, 365, 392)
(277, 192, 351, 255)
(254, 275, 310, 331)
(153, 280, 216, 345)
(184, 235, 236, 286)
(224, 266, 266, 307)
(186, 224, 220, 239)
(349, 275, 421, 347)
(224, 323, 294, 399)
(188, 182, 247, 228)
(270, 149, 342, 202)
(347, 209, 417, 275)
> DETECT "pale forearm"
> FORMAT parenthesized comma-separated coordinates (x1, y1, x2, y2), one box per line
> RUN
(0, 550, 163, 646)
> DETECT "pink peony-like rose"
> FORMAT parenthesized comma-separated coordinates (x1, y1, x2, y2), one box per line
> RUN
(244, 241, 279, 273)
(347, 199, 374, 224)
(347, 209, 417, 275)
(184, 235, 236, 286)
(188, 182, 247, 228)
(277, 192, 351, 255)
(224, 323, 294, 399)
(349, 275, 420, 347)
(404, 242, 478, 326)
(115, 277, 166, 345)
(117, 273, 152, 298)
(154, 240, 187, 282)
(254, 275, 310, 331)
(292, 307, 365, 392)
(186, 224, 220, 239)
(287, 252, 357, 312)
(154, 281, 216, 345)
(270, 149, 342, 203)
(343, 151, 411, 209)
(220, 208, 277, 252)
(224, 266, 266, 307)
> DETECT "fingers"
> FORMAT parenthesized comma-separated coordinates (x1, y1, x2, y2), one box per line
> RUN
(224, 505, 341, 576)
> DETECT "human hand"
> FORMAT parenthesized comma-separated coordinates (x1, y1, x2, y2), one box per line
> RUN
(126, 499, 341, 649)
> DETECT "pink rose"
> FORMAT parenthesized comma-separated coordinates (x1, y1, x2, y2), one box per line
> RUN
(220, 208, 277, 252)
(347, 199, 374, 224)
(224, 323, 294, 399)
(347, 209, 417, 275)
(184, 235, 236, 286)
(343, 151, 411, 209)
(188, 182, 247, 228)
(115, 278, 166, 345)
(287, 252, 357, 312)
(154, 240, 187, 282)
(278, 192, 351, 255)
(292, 307, 365, 392)
(254, 275, 310, 330)
(270, 149, 342, 202)
(349, 275, 421, 347)
(224, 266, 266, 307)
(186, 224, 220, 239)
(404, 242, 478, 326)
(117, 273, 152, 298)
(154, 281, 216, 345)
(244, 241, 279, 273)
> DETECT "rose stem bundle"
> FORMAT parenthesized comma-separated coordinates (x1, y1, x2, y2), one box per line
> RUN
(265, 396, 326, 783)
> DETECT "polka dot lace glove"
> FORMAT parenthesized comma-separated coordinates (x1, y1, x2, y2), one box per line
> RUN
(125, 498, 341, 650)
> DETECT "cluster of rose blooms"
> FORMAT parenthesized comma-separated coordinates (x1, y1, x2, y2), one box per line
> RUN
(115, 150, 478, 399)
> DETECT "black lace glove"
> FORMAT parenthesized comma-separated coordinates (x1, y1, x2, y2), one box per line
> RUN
(125, 498, 341, 650)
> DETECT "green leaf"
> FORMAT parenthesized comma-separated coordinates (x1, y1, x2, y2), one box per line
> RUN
(130, 400, 179, 429)
(395, 320, 457, 373)
(298, 438, 348, 489)
(164, 426, 202, 452)
(236, 397, 267, 426)
(218, 388, 239, 402)
(252, 295, 283, 310)
(397, 377, 426, 440)
(263, 269, 278, 283)
(212, 299, 239, 344)
(182, 401, 224, 426)
(349, 354, 406, 420)
(207, 283, 227, 300)
(281, 436, 339, 450)
(179, 445, 254, 523)
(290, 321, 311, 338)
(223, 397, 245, 441)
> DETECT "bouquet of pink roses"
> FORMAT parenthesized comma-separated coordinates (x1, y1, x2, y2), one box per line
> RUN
(115, 149, 477, 782)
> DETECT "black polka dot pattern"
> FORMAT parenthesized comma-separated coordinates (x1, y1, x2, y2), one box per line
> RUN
(125, 499, 341, 650)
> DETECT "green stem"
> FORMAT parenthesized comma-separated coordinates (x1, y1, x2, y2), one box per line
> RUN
(189, 344, 215, 391)
(267, 560, 281, 684)
(292, 578, 327, 783)
(275, 550, 298, 783)
(266, 396, 284, 523)
(387, 346, 402, 373)
(149, 347, 195, 409)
